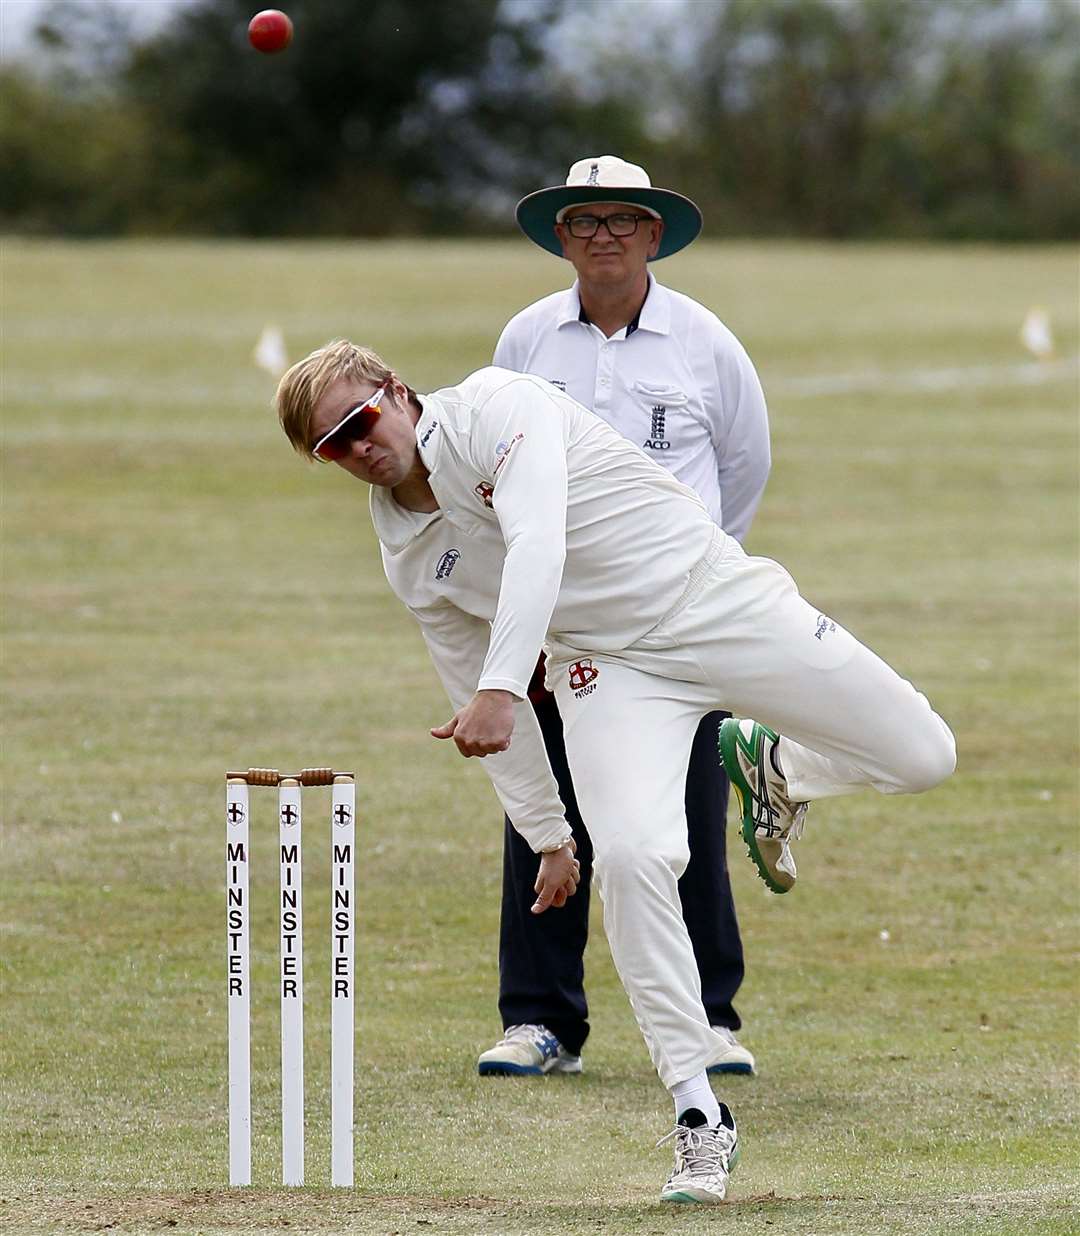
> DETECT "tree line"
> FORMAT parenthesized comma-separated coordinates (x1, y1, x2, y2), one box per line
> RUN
(2, 0, 1077, 239)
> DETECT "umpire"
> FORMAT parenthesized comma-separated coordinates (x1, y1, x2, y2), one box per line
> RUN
(478, 155, 771, 1079)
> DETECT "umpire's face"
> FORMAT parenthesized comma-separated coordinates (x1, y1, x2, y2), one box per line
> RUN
(556, 202, 663, 287)
(309, 375, 420, 490)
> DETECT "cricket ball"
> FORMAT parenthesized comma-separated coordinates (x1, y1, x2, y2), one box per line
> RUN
(248, 9, 293, 54)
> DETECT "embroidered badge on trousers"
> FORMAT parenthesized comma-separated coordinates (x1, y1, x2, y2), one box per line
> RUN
(568, 659, 599, 698)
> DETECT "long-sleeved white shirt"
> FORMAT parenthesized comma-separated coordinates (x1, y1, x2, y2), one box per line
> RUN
(493, 274, 770, 543)
(373, 367, 721, 851)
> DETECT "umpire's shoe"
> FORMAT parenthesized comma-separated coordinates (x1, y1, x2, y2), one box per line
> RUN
(719, 718, 809, 894)
(477, 1024, 583, 1076)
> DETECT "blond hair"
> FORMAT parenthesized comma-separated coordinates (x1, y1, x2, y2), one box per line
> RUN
(275, 339, 394, 459)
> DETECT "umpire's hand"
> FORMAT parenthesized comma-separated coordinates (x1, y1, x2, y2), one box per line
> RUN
(431, 689, 515, 757)
(533, 839, 580, 914)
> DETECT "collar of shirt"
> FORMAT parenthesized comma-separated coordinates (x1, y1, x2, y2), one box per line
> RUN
(415, 394, 442, 471)
(555, 273, 673, 339)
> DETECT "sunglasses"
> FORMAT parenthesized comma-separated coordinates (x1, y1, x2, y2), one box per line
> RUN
(312, 381, 389, 462)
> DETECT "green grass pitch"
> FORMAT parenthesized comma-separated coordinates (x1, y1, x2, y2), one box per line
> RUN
(2, 239, 1077, 1235)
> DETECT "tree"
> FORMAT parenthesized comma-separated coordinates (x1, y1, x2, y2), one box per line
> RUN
(114, 0, 639, 235)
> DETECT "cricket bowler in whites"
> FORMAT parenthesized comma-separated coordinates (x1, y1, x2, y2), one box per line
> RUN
(275, 343, 956, 1203)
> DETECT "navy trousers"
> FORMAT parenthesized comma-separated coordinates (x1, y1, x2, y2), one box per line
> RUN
(498, 691, 744, 1057)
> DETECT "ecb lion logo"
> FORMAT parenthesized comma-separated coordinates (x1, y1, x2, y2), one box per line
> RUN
(568, 660, 599, 697)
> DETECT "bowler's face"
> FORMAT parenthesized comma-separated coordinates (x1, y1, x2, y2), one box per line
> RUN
(556, 203, 663, 285)
(309, 376, 418, 488)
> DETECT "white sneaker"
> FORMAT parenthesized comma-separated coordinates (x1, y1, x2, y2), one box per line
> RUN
(719, 717, 809, 893)
(707, 1026, 756, 1076)
(658, 1104, 739, 1204)
(476, 1024, 583, 1076)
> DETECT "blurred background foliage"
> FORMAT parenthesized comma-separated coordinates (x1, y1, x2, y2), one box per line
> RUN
(1, 0, 1078, 239)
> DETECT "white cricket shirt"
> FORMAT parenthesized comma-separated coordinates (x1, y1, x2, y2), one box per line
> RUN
(493, 275, 770, 542)
(372, 367, 721, 850)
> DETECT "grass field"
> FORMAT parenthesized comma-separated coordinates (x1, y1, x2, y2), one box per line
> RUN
(2, 239, 1078, 1236)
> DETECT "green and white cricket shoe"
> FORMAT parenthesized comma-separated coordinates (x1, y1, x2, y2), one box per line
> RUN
(477, 1024, 583, 1076)
(719, 718, 808, 894)
(658, 1105, 739, 1204)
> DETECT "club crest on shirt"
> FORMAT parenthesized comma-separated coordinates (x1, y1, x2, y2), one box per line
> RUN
(435, 549, 460, 580)
(568, 659, 599, 697)
(474, 481, 494, 508)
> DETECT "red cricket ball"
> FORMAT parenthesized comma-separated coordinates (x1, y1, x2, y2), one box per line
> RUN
(248, 9, 293, 54)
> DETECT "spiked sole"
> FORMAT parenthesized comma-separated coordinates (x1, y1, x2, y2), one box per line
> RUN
(660, 1188, 725, 1204)
(718, 719, 791, 895)
(660, 1141, 740, 1204)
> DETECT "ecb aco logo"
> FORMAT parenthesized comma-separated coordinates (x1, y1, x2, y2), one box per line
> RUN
(435, 548, 461, 580)
(643, 404, 670, 450)
(568, 659, 600, 698)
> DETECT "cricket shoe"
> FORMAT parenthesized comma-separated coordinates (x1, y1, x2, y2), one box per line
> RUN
(476, 1024, 583, 1076)
(719, 717, 809, 894)
(658, 1104, 739, 1204)
(706, 1026, 756, 1076)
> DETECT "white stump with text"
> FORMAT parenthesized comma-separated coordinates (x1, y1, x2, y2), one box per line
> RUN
(226, 778, 251, 1187)
(278, 777, 305, 1186)
(330, 775, 355, 1187)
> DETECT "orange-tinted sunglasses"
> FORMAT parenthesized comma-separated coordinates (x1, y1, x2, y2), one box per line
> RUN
(312, 382, 389, 462)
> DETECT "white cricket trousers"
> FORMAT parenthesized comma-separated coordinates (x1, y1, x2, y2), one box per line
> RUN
(548, 531, 956, 1088)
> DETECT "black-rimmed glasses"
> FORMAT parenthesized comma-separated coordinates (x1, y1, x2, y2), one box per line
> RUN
(563, 212, 653, 239)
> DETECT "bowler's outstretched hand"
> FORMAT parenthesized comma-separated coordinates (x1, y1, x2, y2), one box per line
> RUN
(431, 689, 515, 757)
(532, 839, 580, 914)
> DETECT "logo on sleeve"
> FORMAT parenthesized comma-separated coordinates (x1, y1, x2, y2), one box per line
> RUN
(419, 420, 439, 447)
(493, 432, 525, 474)
(474, 481, 494, 508)
(568, 659, 599, 697)
(814, 614, 837, 640)
(435, 549, 461, 580)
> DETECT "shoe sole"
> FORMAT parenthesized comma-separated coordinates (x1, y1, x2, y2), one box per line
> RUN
(718, 719, 791, 895)
(477, 1060, 583, 1077)
(706, 1061, 754, 1076)
(660, 1188, 726, 1204)
(478, 1062, 545, 1075)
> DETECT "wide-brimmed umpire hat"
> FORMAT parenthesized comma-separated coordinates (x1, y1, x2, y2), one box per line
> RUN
(515, 155, 702, 261)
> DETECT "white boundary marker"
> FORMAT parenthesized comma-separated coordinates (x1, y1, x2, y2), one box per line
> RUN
(278, 778, 305, 1186)
(226, 779, 251, 1187)
(330, 776, 356, 1188)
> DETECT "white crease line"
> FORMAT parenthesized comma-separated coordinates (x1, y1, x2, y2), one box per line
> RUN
(771, 356, 1078, 397)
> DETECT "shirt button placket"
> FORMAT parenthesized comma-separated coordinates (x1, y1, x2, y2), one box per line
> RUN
(595, 340, 614, 413)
